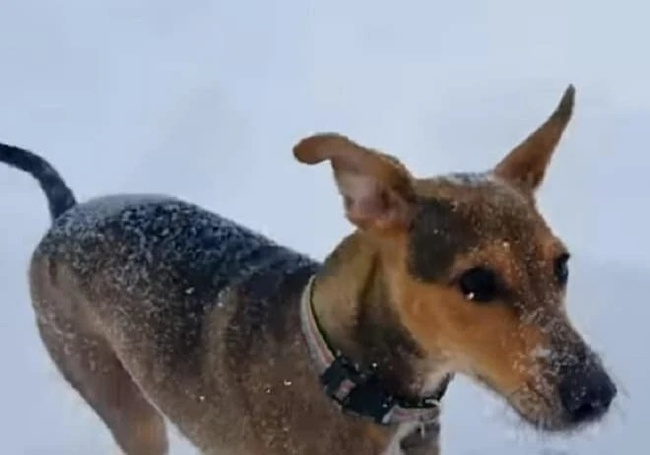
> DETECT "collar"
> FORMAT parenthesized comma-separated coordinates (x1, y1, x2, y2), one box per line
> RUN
(300, 275, 452, 426)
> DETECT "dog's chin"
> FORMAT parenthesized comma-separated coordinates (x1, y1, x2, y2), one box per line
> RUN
(507, 396, 607, 434)
(509, 403, 573, 433)
(474, 375, 605, 434)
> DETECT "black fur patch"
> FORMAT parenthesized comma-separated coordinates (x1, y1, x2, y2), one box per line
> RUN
(407, 198, 479, 282)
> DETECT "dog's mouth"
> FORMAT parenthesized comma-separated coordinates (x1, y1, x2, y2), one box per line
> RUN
(506, 381, 576, 432)
(475, 373, 615, 433)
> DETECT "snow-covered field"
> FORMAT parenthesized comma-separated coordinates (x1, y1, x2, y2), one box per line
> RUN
(0, 1, 647, 453)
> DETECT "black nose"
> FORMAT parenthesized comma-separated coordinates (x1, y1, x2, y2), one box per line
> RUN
(558, 363, 617, 423)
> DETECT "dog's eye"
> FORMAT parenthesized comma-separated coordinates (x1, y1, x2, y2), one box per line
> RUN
(458, 267, 499, 302)
(554, 253, 570, 286)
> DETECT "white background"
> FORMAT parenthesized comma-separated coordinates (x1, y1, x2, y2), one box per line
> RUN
(0, 1, 646, 453)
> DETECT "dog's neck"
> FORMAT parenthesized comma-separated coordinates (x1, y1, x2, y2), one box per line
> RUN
(309, 232, 446, 400)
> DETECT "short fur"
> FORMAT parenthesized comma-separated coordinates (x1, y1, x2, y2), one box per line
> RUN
(2, 85, 616, 455)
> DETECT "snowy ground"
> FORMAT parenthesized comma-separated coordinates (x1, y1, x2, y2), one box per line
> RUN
(0, 1, 647, 453)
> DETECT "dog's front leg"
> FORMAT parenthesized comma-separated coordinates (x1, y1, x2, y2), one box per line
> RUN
(398, 421, 440, 455)
(382, 421, 440, 455)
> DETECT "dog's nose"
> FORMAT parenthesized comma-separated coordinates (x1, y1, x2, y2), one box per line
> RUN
(558, 362, 617, 423)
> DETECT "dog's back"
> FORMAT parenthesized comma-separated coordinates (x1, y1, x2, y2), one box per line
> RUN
(4, 143, 377, 454)
(30, 193, 323, 451)
(34, 192, 318, 365)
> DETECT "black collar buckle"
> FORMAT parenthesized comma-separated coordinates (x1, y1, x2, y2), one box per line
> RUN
(320, 355, 396, 424)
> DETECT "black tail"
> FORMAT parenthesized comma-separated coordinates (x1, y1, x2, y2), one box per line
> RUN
(0, 142, 77, 220)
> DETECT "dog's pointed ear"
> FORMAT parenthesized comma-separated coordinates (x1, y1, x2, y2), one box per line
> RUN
(494, 85, 575, 192)
(294, 133, 416, 231)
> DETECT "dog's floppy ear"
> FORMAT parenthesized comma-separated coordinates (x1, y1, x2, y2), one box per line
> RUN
(294, 133, 416, 231)
(494, 85, 575, 192)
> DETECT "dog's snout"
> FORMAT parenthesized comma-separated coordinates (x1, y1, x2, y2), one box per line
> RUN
(558, 360, 617, 423)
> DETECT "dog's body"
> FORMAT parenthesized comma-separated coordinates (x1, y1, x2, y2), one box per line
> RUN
(34, 191, 431, 454)
(2, 86, 617, 455)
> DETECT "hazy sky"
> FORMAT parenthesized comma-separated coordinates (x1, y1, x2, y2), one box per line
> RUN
(0, 1, 646, 453)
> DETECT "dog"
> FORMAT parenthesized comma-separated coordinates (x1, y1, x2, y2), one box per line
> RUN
(1, 85, 616, 455)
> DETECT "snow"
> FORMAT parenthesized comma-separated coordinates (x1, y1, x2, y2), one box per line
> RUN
(0, 0, 647, 453)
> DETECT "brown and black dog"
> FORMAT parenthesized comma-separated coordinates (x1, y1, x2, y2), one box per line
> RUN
(1, 85, 616, 454)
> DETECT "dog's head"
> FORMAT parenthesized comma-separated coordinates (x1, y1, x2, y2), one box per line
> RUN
(293, 85, 616, 432)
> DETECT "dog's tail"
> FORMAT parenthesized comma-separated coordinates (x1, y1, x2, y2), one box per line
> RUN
(0, 143, 77, 221)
